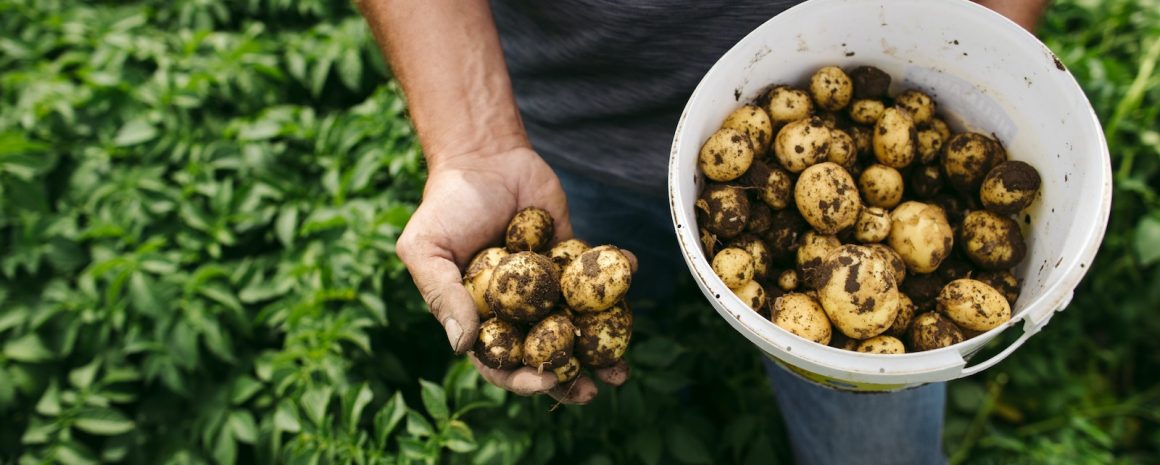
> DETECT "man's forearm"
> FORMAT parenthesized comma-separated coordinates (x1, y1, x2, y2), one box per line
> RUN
(357, 0, 527, 168)
(974, 0, 1050, 31)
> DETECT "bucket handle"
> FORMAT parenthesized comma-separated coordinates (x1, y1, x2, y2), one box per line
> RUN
(961, 291, 1073, 376)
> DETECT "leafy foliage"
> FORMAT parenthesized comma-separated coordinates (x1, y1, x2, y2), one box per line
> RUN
(0, 0, 1156, 464)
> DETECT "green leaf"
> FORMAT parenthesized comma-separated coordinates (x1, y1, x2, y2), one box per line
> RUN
(56, 440, 99, 465)
(113, 119, 158, 146)
(214, 426, 238, 465)
(21, 417, 56, 444)
(275, 401, 302, 433)
(632, 429, 663, 465)
(36, 381, 62, 415)
(631, 337, 685, 368)
(444, 420, 477, 453)
(128, 272, 161, 315)
(228, 410, 259, 444)
(73, 407, 135, 436)
(300, 385, 333, 426)
(374, 392, 407, 446)
(239, 120, 282, 141)
(419, 379, 449, 423)
(405, 410, 433, 437)
(1135, 215, 1160, 265)
(275, 205, 298, 247)
(3, 333, 55, 362)
(344, 383, 374, 431)
(338, 48, 363, 91)
(666, 425, 712, 464)
(230, 376, 264, 405)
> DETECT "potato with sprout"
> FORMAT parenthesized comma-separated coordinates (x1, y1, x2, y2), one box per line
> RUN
(873, 107, 917, 168)
(795, 162, 862, 235)
(960, 211, 1027, 270)
(464, 247, 508, 319)
(561, 245, 633, 312)
(699, 128, 754, 182)
(816, 245, 902, 339)
(772, 293, 832, 344)
(486, 252, 560, 322)
(809, 66, 854, 111)
(775, 117, 832, 173)
(506, 207, 554, 252)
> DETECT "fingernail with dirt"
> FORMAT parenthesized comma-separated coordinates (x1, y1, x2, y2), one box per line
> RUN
(444, 318, 464, 352)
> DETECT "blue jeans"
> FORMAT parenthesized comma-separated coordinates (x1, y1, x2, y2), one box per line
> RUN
(554, 166, 949, 465)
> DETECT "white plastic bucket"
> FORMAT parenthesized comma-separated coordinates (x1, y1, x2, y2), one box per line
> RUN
(668, 0, 1112, 391)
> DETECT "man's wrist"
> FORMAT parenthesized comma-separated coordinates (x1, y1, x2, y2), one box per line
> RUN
(425, 132, 532, 173)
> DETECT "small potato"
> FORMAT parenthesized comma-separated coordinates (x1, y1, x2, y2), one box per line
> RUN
(917, 128, 945, 165)
(866, 243, 907, 286)
(938, 278, 1012, 331)
(888, 201, 954, 274)
(547, 239, 590, 276)
(976, 271, 1020, 306)
(901, 272, 945, 314)
(486, 252, 560, 322)
(873, 107, 917, 168)
(856, 335, 906, 354)
(796, 231, 841, 289)
(699, 127, 755, 182)
(474, 318, 525, 369)
(909, 312, 964, 351)
(827, 129, 857, 170)
(523, 313, 576, 370)
(575, 301, 633, 368)
(960, 211, 1027, 270)
(830, 332, 861, 351)
(733, 280, 767, 311)
(854, 207, 891, 243)
(795, 162, 862, 235)
(696, 184, 750, 239)
(731, 235, 773, 278)
(506, 207, 554, 252)
(762, 208, 808, 262)
(886, 293, 917, 338)
(910, 164, 944, 199)
(943, 132, 1000, 194)
(765, 86, 815, 125)
(553, 356, 582, 383)
(927, 118, 952, 142)
(894, 90, 935, 125)
(749, 161, 793, 209)
(816, 245, 901, 339)
(561, 245, 633, 312)
(464, 247, 509, 319)
(858, 164, 905, 208)
(848, 125, 872, 156)
(809, 66, 854, 111)
(848, 99, 886, 125)
(722, 104, 774, 155)
(772, 293, 832, 345)
(712, 247, 755, 289)
(778, 269, 800, 292)
(775, 117, 832, 173)
(747, 201, 773, 234)
(980, 161, 1042, 215)
(848, 65, 891, 100)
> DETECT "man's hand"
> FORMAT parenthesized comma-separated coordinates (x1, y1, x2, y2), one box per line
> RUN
(974, 0, 1050, 32)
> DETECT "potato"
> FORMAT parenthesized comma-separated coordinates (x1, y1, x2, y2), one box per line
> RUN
(547, 239, 590, 276)
(938, 256, 975, 282)
(827, 129, 857, 170)
(909, 312, 964, 351)
(762, 208, 807, 262)
(848, 125, 872, 156)
(848, 99, 886, 125)
(829, 332, 861, 351)
(506, 207, 554, 252)
(486, 252, 560, 322)
(464, 247, 509, 319)
(886, 293, 917, 338)
(771, 293, 832, 345)
(765, 86, 815, 125)
(747, 201, 773, 234)
(474, 318, 525, 369)
(775, 117, 832, 173)
(794, 162, 862, 235)
(910, 164, 944, 199)
(856, 335, 906, 354)
(848, 65, 891, 100)
(722, 104, 774, 155)
(733, 280, 767, 311)
(894, 90, 935, 125)
(981, 161, 1042, 215)
(854, 207, 891, 243)
(858, 164, 905, 208)
(888, 201, 954, 273)
(809, 66, 854, 111)
(699, 228, 719, 258)
(553, 356, 582, 383)
(901, 272, 945, 313)
(866, 243, 907, 286)
(960, 210, 1027, 270)
(778, 269, 800, 292)
(816, 112, 841, 130)
(796, 231, 841, 289)
(696, 184, 750, 239)
(942, 132, 1000, 194)
(561, 245, 633, 312)
(731, 235, 773, 278)
(699, 127, 755, 182)
(976, 270, 1021, 306)
(927, 118, 952, 142)
(938, 279, 1013, 331)
(816, 245, 901, 339)
(712, 247, 755, 289)
(873, 107, 917, 168)
(749, 160, 793, 209)
(575, 301, 633, 368)
(523, 313, 576, 370)
(916, 128, 945, 165)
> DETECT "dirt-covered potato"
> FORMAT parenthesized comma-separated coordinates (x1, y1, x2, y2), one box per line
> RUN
(873, 107, 917, 168)
(917, 127, 945, 165)
(816, 245, 902, 339)
(938, 278, 1013, 331)
(699, 127, 755, 182)
(553, 356, 582, 383)
(848, 65, 891, 100)
(886, 293, 917, 338)
(774, 270, 797, 292)
(486, 252, 560, 322)
(938, 256, 975, 282)
(866, 243, 907, 286)
(722, 104, 774, 155)
(856, 335, 906, 354)
(854, 207, 891, 243)
(927, 118, 952, 142)
(981, 161, 1042, 214)
(700, 228, 718, 258)
(942, 132, 1000, 194)
(731, 235, 773, 278)
(561, 245, 633, 312)
(749, 161, 793, 209)
(848, 99, 886, 125)
(827, 129, 857, 170)
(901, 272, 945, 313)
(464, 247, 509, 319)
(747, 201, 773, 234)
(976, 270, 1021, 306)
(796, 231, 841, 289)
(848, 125, 872, 156)
(506, 207, 554, 252)
(888, 201, 954, 273)
(960, 211, 1027, 271)
(733, 280, 767, 311)
(765, 86, 815, 125)
(910, 164, 944, 199)
(894, 90, 935, 125)
(772, 293, 832, 345)
(575, 301, 633, 368)
(762, 208, 807, 262)
(547, 239, 590, 276)
(858, 164, 904, 208)
(775, 117, 832, 173)
(712, 247, 755, 289)
(523, 313, 576, 370)
(908, 312, 964, 352)
(474, 318, 525, 369)
(809, 66, 854, 111)
(696, 184, 750, 239)
(795, 162, 862, 235)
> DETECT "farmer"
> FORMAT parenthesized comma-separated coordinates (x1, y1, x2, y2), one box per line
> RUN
(359, 1, 1046, 463)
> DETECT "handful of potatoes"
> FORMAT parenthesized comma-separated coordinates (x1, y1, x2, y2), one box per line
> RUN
(466, 207, 634, 382)
(696, 65, 1042, 355)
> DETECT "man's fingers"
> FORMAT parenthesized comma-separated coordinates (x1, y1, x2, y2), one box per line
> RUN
(619, 248, 639, 274)
(593, 360, 631, 386)
(469, 354, 558, 396)
(548, 375, 599, 405)
(397, 233, 481, 354)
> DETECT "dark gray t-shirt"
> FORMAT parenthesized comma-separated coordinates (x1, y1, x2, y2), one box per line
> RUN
(492, 0, 801, 197)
